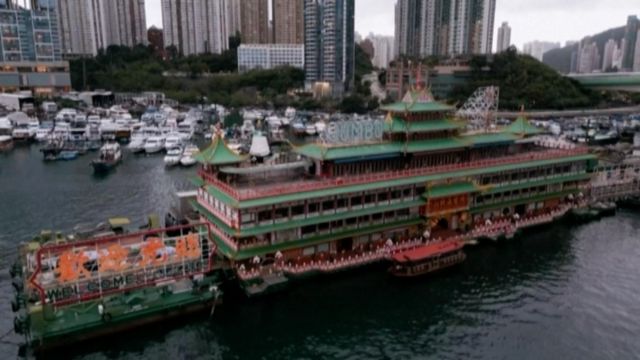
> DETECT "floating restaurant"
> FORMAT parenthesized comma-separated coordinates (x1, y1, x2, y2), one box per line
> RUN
(193, 81, 598, 295)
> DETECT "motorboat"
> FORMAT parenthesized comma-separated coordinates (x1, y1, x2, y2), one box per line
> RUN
(163, 146, 183, 167)
(0, 135, 13, 152)
(0, 117, 13, 137)
(177, 121, 195, 141)
(91, 142, 122, 173)
(305, 124, 317, 135)
(8, 112, 33, 141)
(55, 108, 77, 122)
(180, 143, 199, 167)
(52, 122, 71, 141)
(143, 136, 165, 154)
(35, 122, 54, 142)
(164, 133, 182, 151)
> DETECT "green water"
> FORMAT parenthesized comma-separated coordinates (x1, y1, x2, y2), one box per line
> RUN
(1, 145, 640, 359)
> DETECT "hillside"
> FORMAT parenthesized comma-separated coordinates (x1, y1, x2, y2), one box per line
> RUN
(543, 26, 626, 74)
(450, 49, 599, 110)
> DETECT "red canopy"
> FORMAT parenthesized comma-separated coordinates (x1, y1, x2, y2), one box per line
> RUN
(392, 240, 464, 263)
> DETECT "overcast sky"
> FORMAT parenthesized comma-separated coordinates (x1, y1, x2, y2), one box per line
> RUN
(145, 0, 639, 50)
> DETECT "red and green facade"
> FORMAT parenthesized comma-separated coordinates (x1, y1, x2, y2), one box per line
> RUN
(194, 87, 597, 272)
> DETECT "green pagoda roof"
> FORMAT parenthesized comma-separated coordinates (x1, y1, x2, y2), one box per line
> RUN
(194, 135, 248, 165)
(461, 132, 520, 147)
(380, 85, 453, 113)
(293, 142, 402, 161)
(381, 102, 454, 113)
(385, 117, 464, 133)
(293, 133, 524, 161)
(504, 116, 543, 136)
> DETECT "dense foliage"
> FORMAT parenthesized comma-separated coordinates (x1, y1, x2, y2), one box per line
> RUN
(70, 44, 304, 106)
(450, 48, 602, 110)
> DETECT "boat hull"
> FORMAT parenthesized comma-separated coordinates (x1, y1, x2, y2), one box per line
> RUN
(91, 160, 119, 173)
(389, 252, 466, 278)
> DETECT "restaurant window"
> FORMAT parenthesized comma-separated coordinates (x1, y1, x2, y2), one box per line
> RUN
(337, 198, 347, 209)
(301, 225, 316, 236)
(351, 195, 362, 207)
(322, 199, 335, 211)
(291, 204, 305, 217)
(308, 203, 319, 213)
(258, 209, 272, 222)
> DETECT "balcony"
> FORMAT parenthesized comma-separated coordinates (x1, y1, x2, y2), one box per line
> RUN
(200, 147, 589, 203)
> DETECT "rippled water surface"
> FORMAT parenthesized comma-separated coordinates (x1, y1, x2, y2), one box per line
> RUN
(1, 145, 640, 360)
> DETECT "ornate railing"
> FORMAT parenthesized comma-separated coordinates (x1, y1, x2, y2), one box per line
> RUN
(200, 147, 589, 202)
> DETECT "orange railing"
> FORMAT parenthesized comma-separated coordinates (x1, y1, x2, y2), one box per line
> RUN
(200, 148, 589, 202)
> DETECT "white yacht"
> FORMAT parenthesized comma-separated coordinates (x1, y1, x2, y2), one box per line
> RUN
(180, 143, 199, 167)
(35, 123, 54, 142)
(0, 117, 13, 138)
(143, 136, 165, 154)
(163, 146, 183, 167)
(177, 121, 195, 141)
(164, 133, 182, 151)
(55, 108, 77, 122)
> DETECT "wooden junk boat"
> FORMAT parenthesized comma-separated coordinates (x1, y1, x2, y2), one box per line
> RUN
(389, 239, 466, 277)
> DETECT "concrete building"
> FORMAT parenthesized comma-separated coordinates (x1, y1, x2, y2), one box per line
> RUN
(240, 0, 269, 44)
(0, 1, 61, 62)
(577, 39, 600, 74)
(622, 15, 639, 71)
(522, 41, 561, 61)
(304, 0, 355, 98)
(602, 39, 618, 71)
(0, 61, 71, 96)
(162, 0, 234, 55)
(272, 0, 303, 44)
(237, 44, 304, 72)
(394, 0, 496, 58)
(496, 22, 511, 52)
(148, 26, 164, 58)
(634, 30, 640, 72)
(56, 0, 147, 57)
(368, 34, 394, 69)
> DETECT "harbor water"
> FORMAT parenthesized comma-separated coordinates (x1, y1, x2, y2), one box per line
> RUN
(1, 145, 640, 359)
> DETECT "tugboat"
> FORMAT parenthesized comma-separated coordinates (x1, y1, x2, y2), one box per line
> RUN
(389, 239, 466, 277)
(91, 142, 122, 173)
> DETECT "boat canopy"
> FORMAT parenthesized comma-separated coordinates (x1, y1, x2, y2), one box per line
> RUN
(391, 240, 464, 263)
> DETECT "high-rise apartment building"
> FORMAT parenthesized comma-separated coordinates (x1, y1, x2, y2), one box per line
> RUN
(304, 0, 355, 98)
(272, 0, 304, 44)
(0, 0, 70, 95)
(56, 0, 147, 57)
(576, 38, 600, 74)
(240, 0, 269, 44)
(496, 22, 511, 52)
(622, 15, 639, 70)
(522, 41, 560, 61)
(162, 0, 236, 56)
(0, 0, 61, 61)
(368, 34, 394, 69)
(602, 38, 618, 71)
(394, 0, 496, 58)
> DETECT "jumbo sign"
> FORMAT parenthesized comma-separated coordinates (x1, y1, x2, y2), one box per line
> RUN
(29, 227, 212, 305)
(320, 118, 385, 145)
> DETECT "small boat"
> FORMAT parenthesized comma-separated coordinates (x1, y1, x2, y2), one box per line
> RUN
(292, 122, 305, 135)
(164, 146, 183, 167)
(144, 136, 165, 154)
(305, 124, 317, 135)
(58, 150, 79, 161)
(180, 143, 199, 167)
(0, 135, 13, 152)
(91, 142, 122, 173)
(389, 239, 466, 277)
(164, 133, 183, 151)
